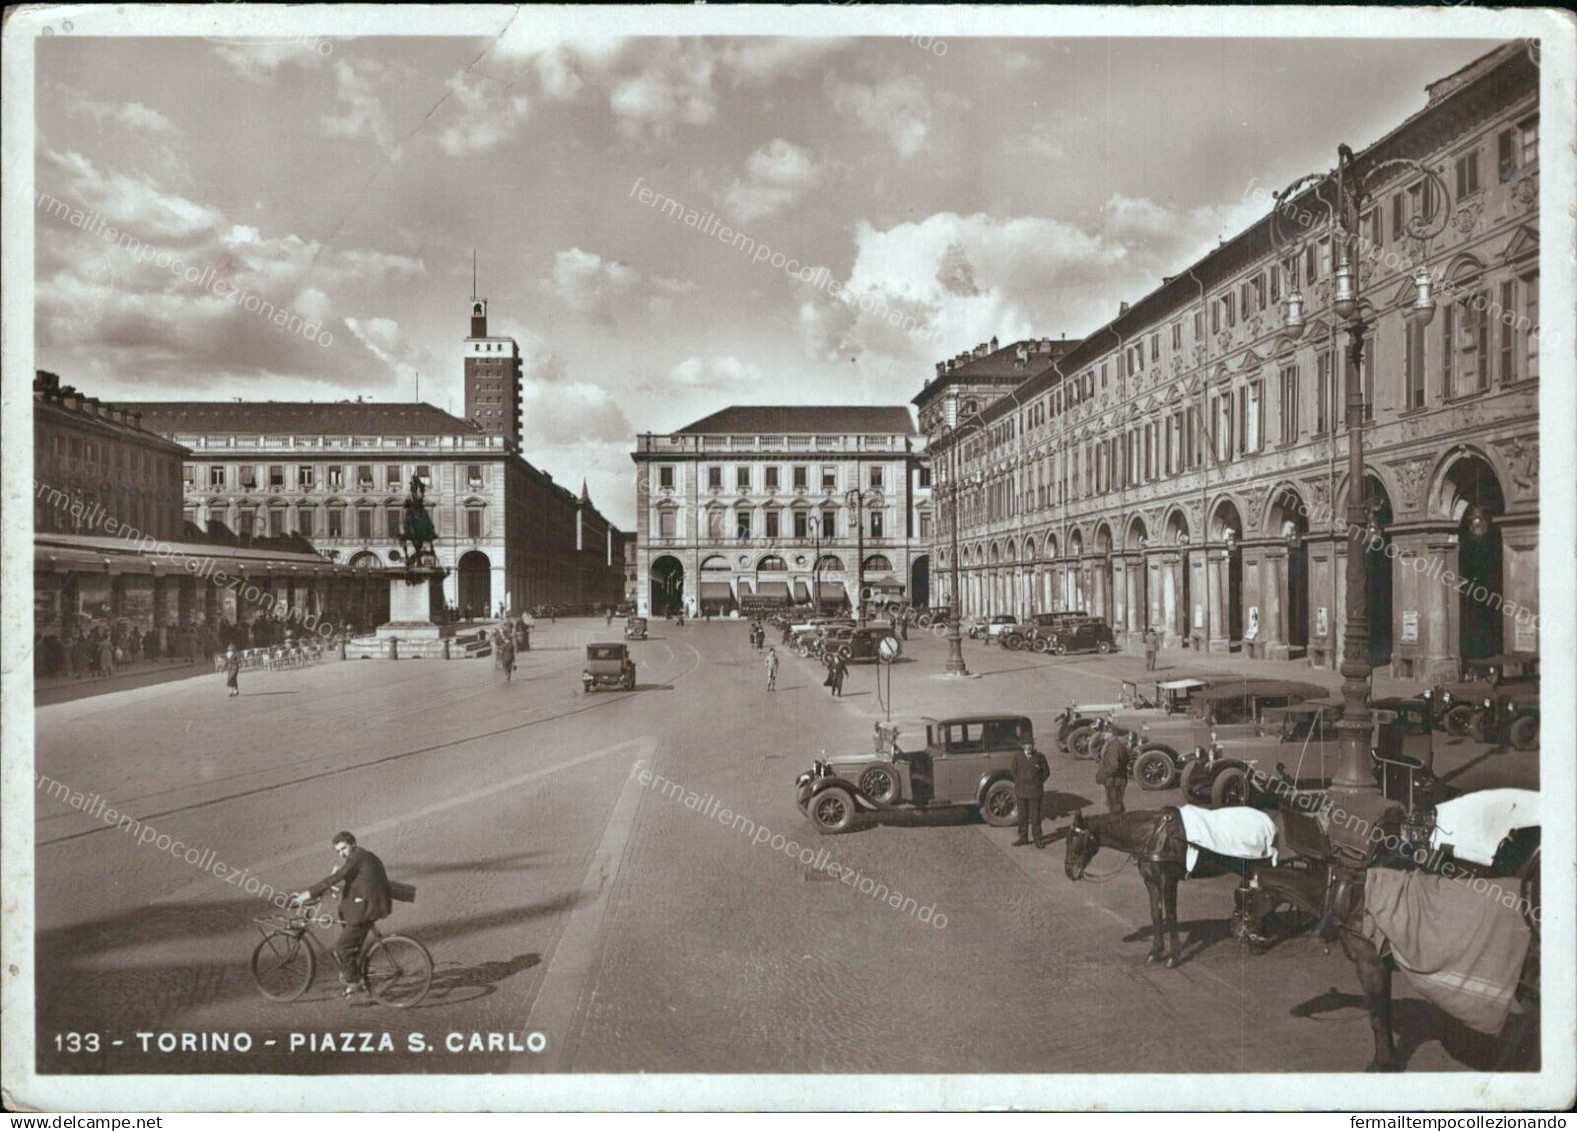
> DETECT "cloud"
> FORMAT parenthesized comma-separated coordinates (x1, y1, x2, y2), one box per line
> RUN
(608, 41, 719, 142)
(1002, 121, 1067, 161)
(211, 40, 332, 84)
(436, 68, 532, 156)
(344, 316, 432, 382)
(519, 347, 632, 446)
(662, 355, 763, 391)
(56, 83, 180, 135)
(827, 73, 931, 158)
(797, 197, 1266, 375)
(543, 247, 641, 321)
(321, 57, 397, 151)
(722, 139, 824, 223)
(34, 150, 436, 393)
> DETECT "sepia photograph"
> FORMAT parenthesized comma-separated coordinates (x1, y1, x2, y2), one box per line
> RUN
(2, 3, 1573, 1114)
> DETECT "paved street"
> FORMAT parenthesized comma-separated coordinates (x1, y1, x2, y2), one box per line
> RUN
(33, 619, 1538, 1075)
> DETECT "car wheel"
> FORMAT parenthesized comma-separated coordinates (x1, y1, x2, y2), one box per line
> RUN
(1443, 704, 1475, 737)
(859, 765, 900, 804)
(1211, 767, 1247, 809)
(1052, 640, 1067, 656)
(1032, 637, 1050, 654)
(1069, 726, 1099, 761)
(1097, 639, 1112, 654)
(1134, 749, 1178, 791)
(836, 645, 852, 660)
(1179, 759, 1206, 801)
(1508, 715, 1539, 752)
(981, 780, 1019, 827)
(809, 787, 857, 834)
(1470, 713, 1494, 745)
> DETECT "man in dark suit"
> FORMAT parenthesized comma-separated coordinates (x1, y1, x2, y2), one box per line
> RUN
(294, 832, 392, 996)
(1012, 742, 1051, 847)
(1096, 731, 1131, 814)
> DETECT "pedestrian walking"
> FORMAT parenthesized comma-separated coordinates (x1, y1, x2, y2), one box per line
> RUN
(831, 652, 848, 697)
(498, 634, 516, 683)
(765, 647, 779, 692)
(1096, 732, 1132, 814)
(223, 646, 241, 697)
(1144, 626, 1160, 671)
(98, 635, 115, 679)
(1011, 741, 1050, 847)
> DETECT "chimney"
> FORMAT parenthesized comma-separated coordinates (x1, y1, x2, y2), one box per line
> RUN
(1119, 301, 1130, 316)
(990, 336, 999, 351)
(935, 362, 946, 377)
(1015, 344, 1029, 365)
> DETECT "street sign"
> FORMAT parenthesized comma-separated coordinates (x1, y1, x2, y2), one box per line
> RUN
(877, 635, 902, 663)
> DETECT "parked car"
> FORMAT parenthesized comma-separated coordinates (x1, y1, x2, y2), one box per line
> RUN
(972, 614, 1018, 642)
(1470, 683, 1539, 751)
(1001, 611, 1091, 652)
(624, 616, 648, 641)
(582, 642, 636, 692)
(821, 625, 901, 663)
(1114, 678, 1328, 791)
(795, 714, 1036, 834)
(1040, 617, 1117, 656)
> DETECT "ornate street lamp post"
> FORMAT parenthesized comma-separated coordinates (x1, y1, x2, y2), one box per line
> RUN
(845, 486, 883, 626)
(937, 423, 972, 676)
(1274, 143, 1448, 796)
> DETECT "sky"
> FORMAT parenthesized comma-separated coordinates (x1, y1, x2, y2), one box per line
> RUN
(34, 32, 1507, 529)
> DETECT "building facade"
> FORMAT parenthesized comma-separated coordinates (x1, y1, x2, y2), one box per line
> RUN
(919, 42, 1539, 681)
(33, 372, 368, 657)
(631, 406, 923, 617)
(121, 401, 626, 618)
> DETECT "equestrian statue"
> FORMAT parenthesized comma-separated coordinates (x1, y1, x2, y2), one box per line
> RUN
(399, 474, 439, 571)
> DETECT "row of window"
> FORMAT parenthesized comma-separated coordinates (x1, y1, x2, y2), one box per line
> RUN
(189, 505, 489, 540)
(44, 434, 180, 483)
(654, 507, 889, 541)
(188, 463, 490, 492)
(950, 269, 1538, 516)
(658, 463, 896, 492)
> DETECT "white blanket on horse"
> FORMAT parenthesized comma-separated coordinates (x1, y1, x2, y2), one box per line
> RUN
(1431, 789, 1540, 866)
(1177, 805, 1278, 874)
(1362, 867, 1532, 1035)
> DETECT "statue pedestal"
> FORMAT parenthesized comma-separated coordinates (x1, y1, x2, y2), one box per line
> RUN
(345, 565, 476, 659)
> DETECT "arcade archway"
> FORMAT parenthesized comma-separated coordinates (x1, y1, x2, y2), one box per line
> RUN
(1441, 456, 1506, 661)
(457, 550, 492, 619)
(650, 555, 685, 616)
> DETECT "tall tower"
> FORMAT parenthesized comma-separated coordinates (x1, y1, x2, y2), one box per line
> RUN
(463, 270, 523, 447)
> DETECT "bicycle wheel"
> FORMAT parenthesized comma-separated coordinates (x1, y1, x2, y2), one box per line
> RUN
(251, 931, 314, 1001)
(364, 935, 433, 1008)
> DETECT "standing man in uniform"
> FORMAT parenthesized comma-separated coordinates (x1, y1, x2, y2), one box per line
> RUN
(1096, 730, 1131, 813)
(1144, 626, 1160, 671)
(1012, 741, 1050, 847)
(765, 646, 779, 692)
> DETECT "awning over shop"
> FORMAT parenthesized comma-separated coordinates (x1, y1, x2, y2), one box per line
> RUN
(699, 582, 735, 600)
(755, 581, 791, 601)
(870, 580, 906, 592)
(792, 580, 812, 603)
(817, 582, 847, 603)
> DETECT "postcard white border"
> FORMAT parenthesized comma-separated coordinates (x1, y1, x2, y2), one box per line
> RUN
(3, 3, 1573, 1113)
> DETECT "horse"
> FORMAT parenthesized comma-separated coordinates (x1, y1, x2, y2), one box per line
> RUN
(399, 477, 438, 568)
(1064, 809, 1191, 968)
(1236, 820, 1532, 1066)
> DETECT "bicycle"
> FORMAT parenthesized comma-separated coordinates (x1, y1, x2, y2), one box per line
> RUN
(250, 900, 433, 1007)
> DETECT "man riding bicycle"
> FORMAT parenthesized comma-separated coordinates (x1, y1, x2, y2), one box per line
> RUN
(292, 831, 393, 997)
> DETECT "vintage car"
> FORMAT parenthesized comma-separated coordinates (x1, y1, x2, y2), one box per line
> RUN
(1056, 673, 1219, 756)
(835, 626, 901, 663)
(1418, 652, 1535, 736)
(1105, 678, 1328, 791)
(795, 714, 1035, 834)
(1040, 617, 1118, 656)
(999, 611, 1087, 652)
(582, 642, 636, 692)
(971, 614, 1018, 642)
(623, 616, 649, 641)
(1470, 682, 1539, 751)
